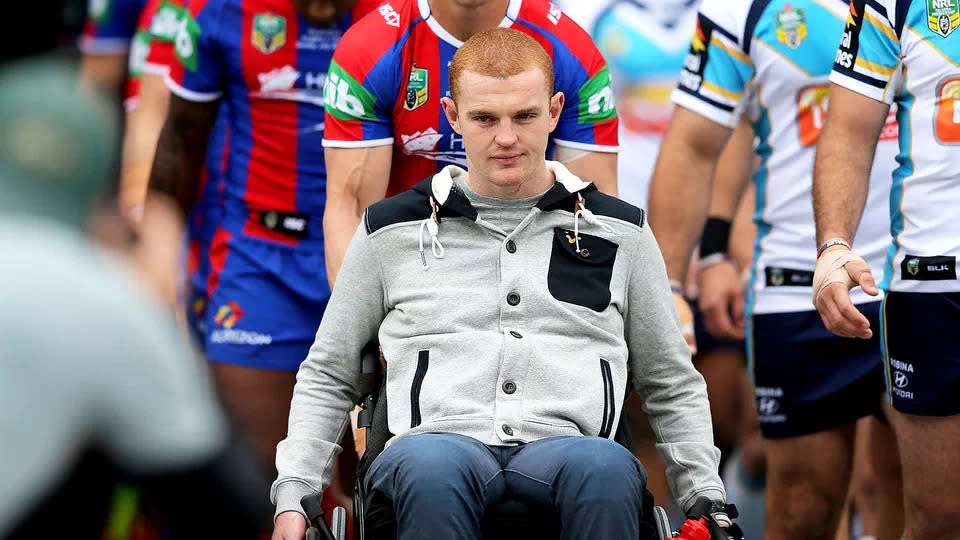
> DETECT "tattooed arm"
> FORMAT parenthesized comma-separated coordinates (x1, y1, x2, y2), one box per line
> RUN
(147, 94, 220, 217)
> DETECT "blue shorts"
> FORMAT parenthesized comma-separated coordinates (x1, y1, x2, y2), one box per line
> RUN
(880, 292, 960, 416)
(749, 302, 885, 439)
(204, 229, 330, 372)
(185, 237, 214, 350)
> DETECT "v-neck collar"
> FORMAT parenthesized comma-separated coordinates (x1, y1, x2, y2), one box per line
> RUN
(417, 0, 521, 47)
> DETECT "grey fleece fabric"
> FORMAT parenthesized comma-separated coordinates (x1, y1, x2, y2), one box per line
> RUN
(272, 162, 725, 518)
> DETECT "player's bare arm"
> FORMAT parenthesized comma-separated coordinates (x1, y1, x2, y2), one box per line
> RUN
(812, 84, 889, 339)
(556, 147, 617, 196)
(648, 106, 733, 284)
(699, 119, 754, 339)
(121, 74, 172, 214)
(148, 94, 219, 215)
(79, 53, 129, 97)
(322, 145, 393, 287)
(813, 84, 889, 247)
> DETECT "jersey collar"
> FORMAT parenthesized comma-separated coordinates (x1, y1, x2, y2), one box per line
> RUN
(420, 161, 594, 221)
(418, 0, 522, 48)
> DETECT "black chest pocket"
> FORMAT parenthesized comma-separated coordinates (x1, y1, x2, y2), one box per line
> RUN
(547, 228, 619, 312)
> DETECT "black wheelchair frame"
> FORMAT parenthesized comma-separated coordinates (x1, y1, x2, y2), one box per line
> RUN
(303, 344, 674, 540)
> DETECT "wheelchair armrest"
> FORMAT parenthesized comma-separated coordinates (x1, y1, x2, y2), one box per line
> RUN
(300, 493, 337, 540)
(357, 343, 382, 399)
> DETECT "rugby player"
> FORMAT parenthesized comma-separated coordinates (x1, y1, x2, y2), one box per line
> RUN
(147, 0, 379, 470)
(647, 0, 903, 538)
(813, 0, 960, 536)
(321, 0, 620, 286)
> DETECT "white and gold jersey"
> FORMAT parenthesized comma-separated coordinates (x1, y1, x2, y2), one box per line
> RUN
(674, 0, 898, 314)
(831, 0, 960, 293)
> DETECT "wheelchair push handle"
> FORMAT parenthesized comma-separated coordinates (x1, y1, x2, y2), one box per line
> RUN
(300, 493, 337, 540)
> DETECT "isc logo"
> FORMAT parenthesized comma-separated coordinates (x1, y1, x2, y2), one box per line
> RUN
(379, 4, 400, 27)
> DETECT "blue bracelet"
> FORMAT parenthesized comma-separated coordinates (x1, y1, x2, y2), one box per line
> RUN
(817, 238, 851, 258)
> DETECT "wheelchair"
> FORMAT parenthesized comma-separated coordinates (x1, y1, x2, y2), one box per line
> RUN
(302, 344, 675, 540)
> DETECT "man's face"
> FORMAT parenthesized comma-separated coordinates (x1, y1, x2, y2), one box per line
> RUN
(442, 68, 563, 190)
(291, 0, 357, 26)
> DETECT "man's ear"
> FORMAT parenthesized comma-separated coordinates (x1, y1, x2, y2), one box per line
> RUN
(441, 96, 462, 134)
(548, 91, 564, 133)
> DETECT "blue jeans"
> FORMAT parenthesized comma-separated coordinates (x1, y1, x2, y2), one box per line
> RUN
(365, 433, 648, 540)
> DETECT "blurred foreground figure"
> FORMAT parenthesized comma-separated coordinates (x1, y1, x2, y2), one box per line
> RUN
(0, 59, 270, 540)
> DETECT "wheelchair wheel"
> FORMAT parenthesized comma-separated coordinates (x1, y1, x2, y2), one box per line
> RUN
(653, 505, 673, 539)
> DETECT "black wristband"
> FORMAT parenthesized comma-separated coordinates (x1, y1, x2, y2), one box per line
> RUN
(699, 217, 732, 258)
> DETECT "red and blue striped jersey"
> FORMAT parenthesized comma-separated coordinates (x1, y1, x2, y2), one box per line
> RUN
(322, 0, 619, 196)
(167, 0, 379, 246)
(81, 0, 149, 54)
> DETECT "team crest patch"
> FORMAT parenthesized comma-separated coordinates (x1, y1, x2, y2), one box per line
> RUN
(769, 268, 785, 286)
(927, 0, 959, 37)
(775, 3, 807, 49)
(404, 66, 428, 111)
(252, 13, 287, 54)
(906, 258, 920, 276)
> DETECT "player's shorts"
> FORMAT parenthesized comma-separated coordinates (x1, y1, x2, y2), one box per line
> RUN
(749, 302, 885, 439)
(880, 291, 960, 416)
(185, 237, 213, 349)
(204, 228, 330, 372)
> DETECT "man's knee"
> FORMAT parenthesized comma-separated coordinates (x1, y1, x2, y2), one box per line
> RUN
(903, 491, 960, 537)
(766, 457, 849, 537)
(559, 437, 646, 499)
(368, 433, 498, 497)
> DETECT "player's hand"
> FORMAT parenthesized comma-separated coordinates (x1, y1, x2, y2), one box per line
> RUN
(672, 291, 697, 356)
(812, 247, 878, 339)
(272, 511, 308, 540)
(698, 260, 746, 340)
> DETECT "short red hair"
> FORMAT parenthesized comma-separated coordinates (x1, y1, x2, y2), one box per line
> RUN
(449, 27, 554, 102)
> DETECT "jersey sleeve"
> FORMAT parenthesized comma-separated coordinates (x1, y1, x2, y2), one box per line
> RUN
(164, 0, 226, 102)
(80, 0, 148, 54)
(671, 1, 755, 128)
(322, 16, 400, 149)
(143, 0, 183, 75)
(829, 0, 901, 104)
(549, 12, 619, 152)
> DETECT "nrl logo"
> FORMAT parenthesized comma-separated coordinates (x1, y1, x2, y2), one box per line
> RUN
(906, 257, 920, 276)
(252, 13, 287, 54)
(770, 268, 785, 286)
(404, 66, 429, 111)
(927, 0, 959, 37)
(775, 3, 807, 49)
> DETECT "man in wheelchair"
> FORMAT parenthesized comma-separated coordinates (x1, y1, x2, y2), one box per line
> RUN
(272, 28, 735, 540)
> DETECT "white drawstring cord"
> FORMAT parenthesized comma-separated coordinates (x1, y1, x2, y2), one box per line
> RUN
(418, 197, 444, 268)
(573, 194, 614, 253)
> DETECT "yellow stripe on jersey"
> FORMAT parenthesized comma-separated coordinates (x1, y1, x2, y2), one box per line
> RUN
(710, 35, 752, 67)
(702, 81, 742, 102)
(855, 56, 896, 76)
(864, 10, 899, 43)
(752, 38, 812, 77)
(811, 0, 847, 22)
(904, 24, 960, 69)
